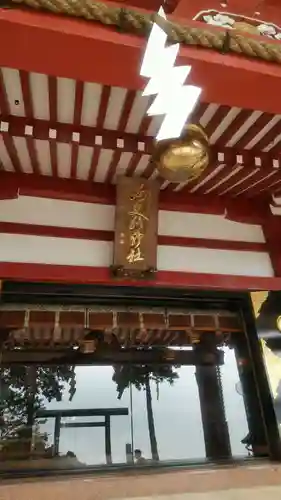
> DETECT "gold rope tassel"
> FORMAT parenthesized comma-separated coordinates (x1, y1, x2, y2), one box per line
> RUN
(10, 0, 281, 64)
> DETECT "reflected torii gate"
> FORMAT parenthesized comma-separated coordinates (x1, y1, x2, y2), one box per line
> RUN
(37, 408, 129, 465)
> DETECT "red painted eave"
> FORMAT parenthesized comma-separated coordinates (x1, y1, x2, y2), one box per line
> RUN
(0, 9, 145, 88)
(1, 9, 281, 113)
(0, 263, 280, 291)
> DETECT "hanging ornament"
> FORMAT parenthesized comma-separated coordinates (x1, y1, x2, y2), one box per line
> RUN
(152, 124, 209, 183)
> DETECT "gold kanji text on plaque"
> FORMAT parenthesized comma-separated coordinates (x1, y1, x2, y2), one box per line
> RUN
(112, 177, 159, 278)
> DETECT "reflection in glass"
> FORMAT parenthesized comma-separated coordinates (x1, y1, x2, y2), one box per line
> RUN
(0, 365, 75, 466)
(113, 364, 180, 461)
(39, 366, 131, 466)
(0, 355, 258, 472)
(149, 366, 205, 461)
(220, 347, 249, 457)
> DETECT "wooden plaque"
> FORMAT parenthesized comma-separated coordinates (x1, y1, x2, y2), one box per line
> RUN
(111, 177, 159, 279)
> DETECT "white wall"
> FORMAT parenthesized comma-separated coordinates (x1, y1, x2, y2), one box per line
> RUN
(0, 197, 115, 231)
(0, 234, 112, 267)
(0, 196, 272, 277)
(158, 246, 272, 277)
(0, 234, 273, 278)
(158, 210, 265, 243)
(0, 197, 265, 243)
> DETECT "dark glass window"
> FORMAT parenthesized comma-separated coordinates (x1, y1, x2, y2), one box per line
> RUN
(0, 346, 255, 473)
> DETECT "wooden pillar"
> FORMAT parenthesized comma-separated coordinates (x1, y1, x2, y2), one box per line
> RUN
(233, 333, 268, 457)
(25, 366, 37, 454)
(194, 341, 231, 460)
(54, 415, 61, 456)
(241, 297, 281, 460)
(105, 415, 112, 465)
(0, 329, 10, 349)
(126, 443, 133, 464)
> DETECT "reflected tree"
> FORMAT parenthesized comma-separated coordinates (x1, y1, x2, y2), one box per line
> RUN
(0, 365, 76, 454)
(113, 364, 178, 461)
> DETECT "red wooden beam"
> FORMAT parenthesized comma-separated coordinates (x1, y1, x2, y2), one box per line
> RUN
(0, 262, 279, 291)
(0, 221, 267, 253)
(2, 115, 281, 165)
(2, 116, 281, 185)
(1, 9, 281, 113)
(0, 171, 115, 205)
(1, 115, 153, 154)
(0, 171, 270, 222)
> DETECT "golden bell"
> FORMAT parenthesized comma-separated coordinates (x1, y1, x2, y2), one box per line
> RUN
(153, 124, 210, 183)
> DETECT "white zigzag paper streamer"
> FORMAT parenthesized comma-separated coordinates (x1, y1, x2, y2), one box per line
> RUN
(140, 7, 201, 141)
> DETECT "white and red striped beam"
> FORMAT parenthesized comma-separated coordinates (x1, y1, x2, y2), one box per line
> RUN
(0, 189, 280, 289)
(1, 114, 281, 194)
(0, 195, 273, 283)
(2, 68, 281, 195)
(1, 115, 281, 166)
(0, 115, 153, 154)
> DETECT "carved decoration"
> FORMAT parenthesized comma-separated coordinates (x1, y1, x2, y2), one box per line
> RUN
(194, 10, 281, 40)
